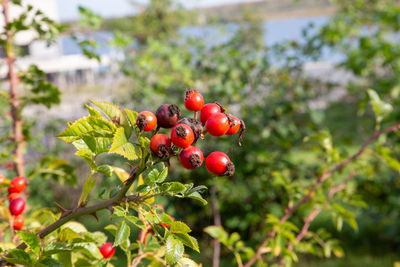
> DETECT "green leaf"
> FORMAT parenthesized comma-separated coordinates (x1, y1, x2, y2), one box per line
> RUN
(86, 104, 102, 117)
(124, 108, 138, 128)
(4, 249, 32, 266)
(97, 165, 113, 176)
(114, 221, 130, 247)
(109, 127, 140, 160)
(105, 224, 118, 237)
(144, 168, 159, 185)
(90, 101, 132, 138)
(157, 167, 168, 183)
(57, 115, 116, 143)
(168, 182, 186, 194)
(170, 221, 191, 234)
(59, 227, 83, 242)
(166, 235, 184, 265)
(38, 257, 63, 267)
(78, 174, 97, 206)
(71, 242, 102, 259)
(75, 149, 96, 169)
(204, 226, 229, 245)
(19, 232, 40, 254)
(43, 242, 73, 256)
(126, 216, 146, 230)
(113, 206, 126, 217)
(367, 89, 393, 125)
(185, 191, 207, 205)
(174, 233, 199, 253)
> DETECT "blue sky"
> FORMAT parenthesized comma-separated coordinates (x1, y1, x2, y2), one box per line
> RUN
(56, 0, 262, 21)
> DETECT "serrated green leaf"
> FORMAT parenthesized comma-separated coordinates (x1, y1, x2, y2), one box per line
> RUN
(75, 149, 96, 169)
(113, 206, 126, 217)
(97, 165, 113, 176)
(112, 166, 130, 183)
(114, 221, 130, 247)
(124, 108, 138, 127)
(169, 182, 186, 193)
(86, 104, 102, 117)
(166, 235, 184, 265)
(78, 174, 97, 206)
(174, 233, 199, 253)
(109, 127, 139, 160)
(43, 243, 73, 256)
(157, 167, 168, 183)
(105, 224, 118, 237)
(126, 216, 146, 230)
(91, 101, 132, 138)
(19, 232, 40, 254)
(171, 221, 191, 234)
(4, 249, 32, 266)
(144, 168, 159, 185)
(57, 116, 116, 143)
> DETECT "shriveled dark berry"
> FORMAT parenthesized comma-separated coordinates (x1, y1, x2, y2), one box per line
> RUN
(156, 104, 181, 128)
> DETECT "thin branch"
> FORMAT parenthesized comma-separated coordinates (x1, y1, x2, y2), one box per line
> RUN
(2, 0, 25, 177)
(243, 122, 400, 267)
(211, 186, 222, 267)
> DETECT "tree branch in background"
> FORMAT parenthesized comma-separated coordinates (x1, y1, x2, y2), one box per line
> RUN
(2, 0, 25, 177)
(211, 186, 222, 267)
(243, 122, 400, 267)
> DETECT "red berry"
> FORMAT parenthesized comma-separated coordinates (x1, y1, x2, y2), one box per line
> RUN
(136, 111, 157, 132)
(8, 193, 20, 202)
(0, 175, 6, 184)
(13, 215, 24, 230)
(9, 176, 26, 193)
(179, 146, 204, 170)
(150, 134, 171, 157)
(200, 103, 221, 125)
(170, 124, 194, 148)
(99, 242, 115, 259)
(155, 104, 181, 128)
(184, 90, 204, 111)
(9, 197, 25, 216)
(205, 152, 235, 176)
(205, 113, 230, 136)
(226, 116, 241, 135)
(160, 215, 175, 228)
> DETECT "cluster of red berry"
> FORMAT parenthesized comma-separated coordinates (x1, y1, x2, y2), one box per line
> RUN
(0, 175, 27, 230)
(136, 90, 245, 176)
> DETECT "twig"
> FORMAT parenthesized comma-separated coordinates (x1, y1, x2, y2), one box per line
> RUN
(243, 122, 400, 267)
(2, 0, 25, 177)
(211, 187, 222, 267)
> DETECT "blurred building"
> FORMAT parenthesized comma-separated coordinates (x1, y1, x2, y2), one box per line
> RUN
(0, 0, 115, 89)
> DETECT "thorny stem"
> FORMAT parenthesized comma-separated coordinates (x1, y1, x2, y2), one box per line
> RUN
(243, 122, 400, 267)
(2, 0, 25, 177)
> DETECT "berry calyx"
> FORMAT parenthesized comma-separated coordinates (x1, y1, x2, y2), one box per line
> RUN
(8, 193, 20, 202)
(9, 197, 25, 216)
(13, 215, 24, 230)
(200, 103, 222, 125)
(205, 113, 230, 136)
(205, 152, 235, 176)
(136, 111, 157, 132)
(99, 242, 115, 259)
(150, 134, 172, 158)
(179, 146, 204, 170)
(178, 117, 203, 143)
(226, 116, 241, 135)
(170, 124, 194, 148)
(156, 104, 181, 128)
(9, 176, 26, 193)
(184, 90, 204, 111)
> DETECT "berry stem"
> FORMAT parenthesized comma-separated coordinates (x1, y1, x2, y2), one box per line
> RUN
(194, 111, 198, 120)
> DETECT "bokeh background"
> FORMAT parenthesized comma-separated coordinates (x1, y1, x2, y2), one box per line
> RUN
(1, 0, 400, 266)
